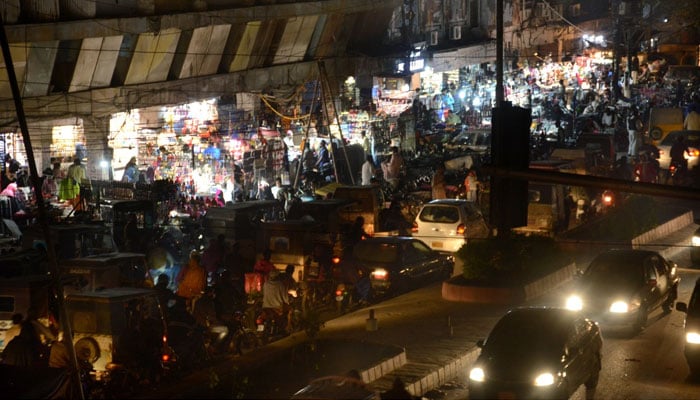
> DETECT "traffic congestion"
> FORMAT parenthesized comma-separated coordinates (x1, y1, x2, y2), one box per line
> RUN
(1, 2, 700, 399)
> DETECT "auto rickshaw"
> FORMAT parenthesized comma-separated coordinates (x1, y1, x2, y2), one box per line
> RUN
(22, 223, 116, 260)
(647, 107, 684, 145)
(329, 185, 385, 236)
(64, 287, 173, 378)
(0, 275, 54, 352)
(60, 252, 151, 293)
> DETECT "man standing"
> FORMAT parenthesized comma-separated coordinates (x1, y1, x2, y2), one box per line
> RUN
(361, 155, 374, 186)
(627, 107, 641, 158)
(2, 154, 20, 190)
(381, 146, 404, 189)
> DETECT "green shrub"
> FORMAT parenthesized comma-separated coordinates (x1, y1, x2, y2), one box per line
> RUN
(457, 234, 570, 286)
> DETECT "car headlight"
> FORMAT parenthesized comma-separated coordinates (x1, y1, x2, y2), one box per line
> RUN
(687, 332, 700, 344)
(692, 235, 700, 246)
(565, 295, 583, 311)
(609, 301, 630, 313)
(469, 367, 485, 382)
(534, 372, 555, 386)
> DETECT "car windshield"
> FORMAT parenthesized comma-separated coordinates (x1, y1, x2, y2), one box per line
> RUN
(584, 256, 643, 284)
(420, 205, 459, 223)
(485, 312, 566, 357)
(353, 242, 399, 264)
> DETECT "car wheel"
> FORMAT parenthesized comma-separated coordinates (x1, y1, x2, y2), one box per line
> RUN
(585, 354, 601, 389)
(632, 305, 648, 335)
(662, 289, 677, 314)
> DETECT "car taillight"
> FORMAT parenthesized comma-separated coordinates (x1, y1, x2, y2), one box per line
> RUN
(162, 354, 170, 362)
(372, 269, 388, 280)
(456, 224, 466, 235)
(691, 148, 699, 157)
(411, 222, 418, 233)
(335, 289, 343, 296)
(332, 256, 340, 264)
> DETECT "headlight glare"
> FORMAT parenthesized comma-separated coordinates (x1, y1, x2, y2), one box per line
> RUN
(469, 367, 485, 382)
(692, 236, 700, 246)
(565, 295, 583, 311)
(610, 301, 629, 313)
(687, 332, 700, 344)
(534, 372, 555, 386)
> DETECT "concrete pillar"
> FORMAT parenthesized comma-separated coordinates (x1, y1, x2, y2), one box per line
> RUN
(82, 116, 111, 181)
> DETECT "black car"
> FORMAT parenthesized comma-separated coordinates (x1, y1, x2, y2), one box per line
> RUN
(691, 226, 700, 265)
(348, 236, 454, 295)
(676, 277, 700, 377)
(564, 249, 680, 335)
(468, 307, 602, 400)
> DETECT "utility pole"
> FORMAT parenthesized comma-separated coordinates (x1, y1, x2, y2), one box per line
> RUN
(496, 0, 504, 105)
(0, 20, 85, 400)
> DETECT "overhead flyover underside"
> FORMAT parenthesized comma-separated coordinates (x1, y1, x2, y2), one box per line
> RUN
(0, 0, 401, 127)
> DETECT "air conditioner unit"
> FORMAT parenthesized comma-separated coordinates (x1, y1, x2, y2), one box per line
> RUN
(450, 26, 462, 40)
(429, 31, 439, 46)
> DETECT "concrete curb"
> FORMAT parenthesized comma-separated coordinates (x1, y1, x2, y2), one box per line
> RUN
(402, 347, 481, 397)
(632, 211, 694, 248)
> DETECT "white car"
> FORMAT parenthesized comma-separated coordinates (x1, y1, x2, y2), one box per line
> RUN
(411, 199, 489, 253)
(657, 130, 700, 170)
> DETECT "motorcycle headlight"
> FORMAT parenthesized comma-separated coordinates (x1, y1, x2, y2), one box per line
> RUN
(534, 372, 555, 387)
(609, 301, 629, 313)
(565, 295, 583, 311)
(692, 235, 700, 247)
(469, 367, 485, 382)
(687, 332, 700, 344)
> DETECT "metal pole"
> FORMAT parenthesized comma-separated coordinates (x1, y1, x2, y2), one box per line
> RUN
(293, 79, 320, 191)
(0, 20, 85, 400)
(496, 0, 504, 105)
(319, 61, 355, 185)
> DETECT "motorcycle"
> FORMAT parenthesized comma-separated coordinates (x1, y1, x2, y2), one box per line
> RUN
(255, 307, 289, 345)
(335, 282, 353, 313)
(668, 160, 692, 186)
(205, 310, 260, 356)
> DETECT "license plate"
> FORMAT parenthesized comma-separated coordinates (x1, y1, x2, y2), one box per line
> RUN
(257, 324, 265, 332)
(432, 241, 443, 248)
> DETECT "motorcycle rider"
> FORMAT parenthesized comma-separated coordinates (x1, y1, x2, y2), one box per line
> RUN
(670, 134, 691, 172)
(261, 269, 292, 333)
